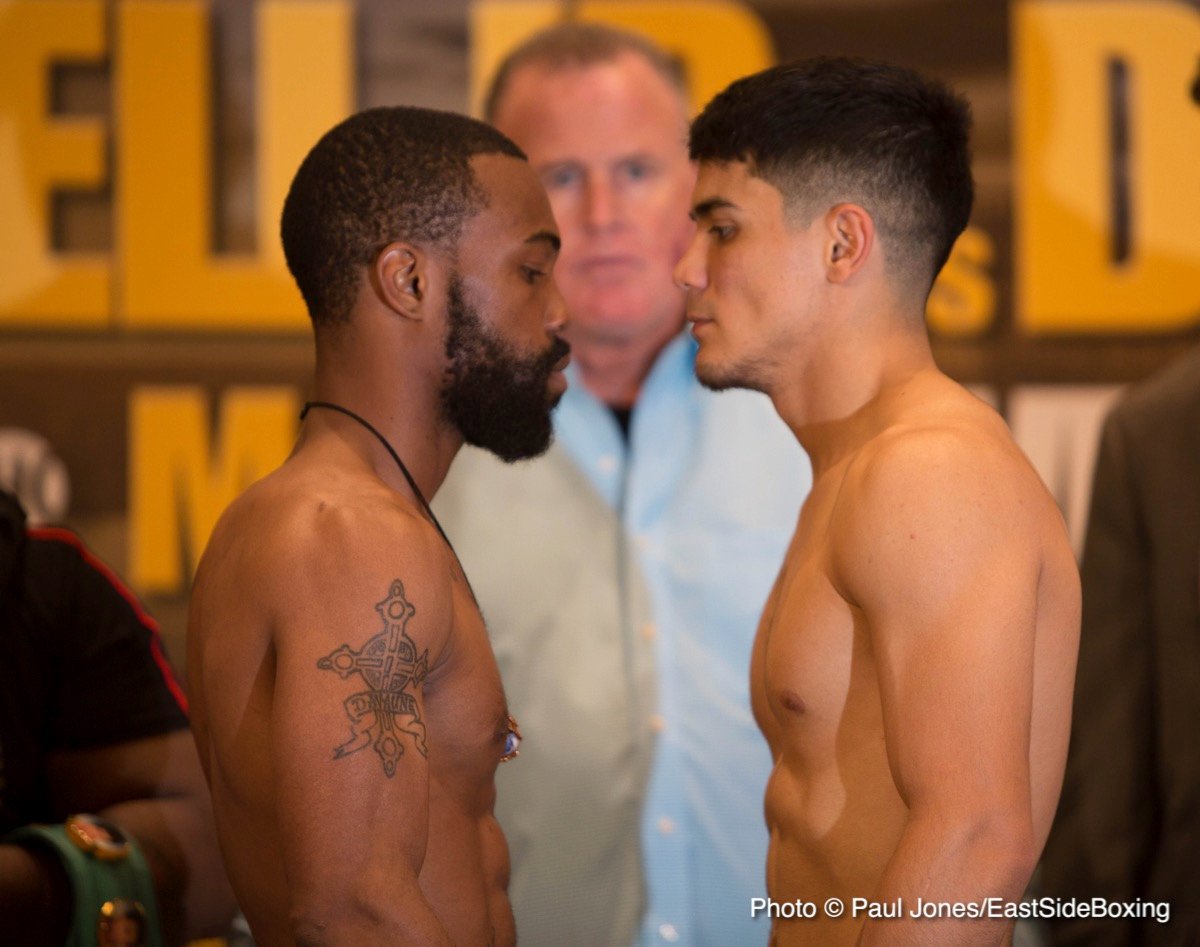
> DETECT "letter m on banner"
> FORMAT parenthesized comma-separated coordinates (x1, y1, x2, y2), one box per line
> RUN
(130, 386, 298, 593)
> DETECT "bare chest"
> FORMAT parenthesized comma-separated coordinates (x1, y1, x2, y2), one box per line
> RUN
(422, 579, 514, 786)
(750, 486, 874, 761)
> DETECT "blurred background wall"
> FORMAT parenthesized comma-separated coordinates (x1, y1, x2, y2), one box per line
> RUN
(0, 0, 1198, 671)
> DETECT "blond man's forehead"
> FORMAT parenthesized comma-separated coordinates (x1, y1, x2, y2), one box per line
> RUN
(492, 50, 688, 132)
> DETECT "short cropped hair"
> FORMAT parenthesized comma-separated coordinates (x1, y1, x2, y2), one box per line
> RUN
(689, 57, 973, 289)
(281, 106, 525, 328)
(483, 21, 688, 122)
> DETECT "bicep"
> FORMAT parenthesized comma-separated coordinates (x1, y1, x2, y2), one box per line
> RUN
(870, 550, 1038, 814)
(837, 445, 1041, 815)
(270, 564, 449, 903)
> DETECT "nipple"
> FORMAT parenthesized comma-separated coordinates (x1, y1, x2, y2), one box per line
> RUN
(501, 713, 522, 762)
(780, 690, 807, 715)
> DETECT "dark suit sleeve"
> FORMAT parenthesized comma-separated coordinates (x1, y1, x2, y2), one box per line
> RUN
(1042, 406, 1157, 946)
(29, 530, 189, 750)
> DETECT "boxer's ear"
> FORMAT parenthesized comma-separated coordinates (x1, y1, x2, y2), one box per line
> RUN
(374, 243, 426, 321)
(823, 204, 874, 283)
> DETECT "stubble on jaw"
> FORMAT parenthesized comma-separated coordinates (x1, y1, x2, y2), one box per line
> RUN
(693, 343, 778, 395)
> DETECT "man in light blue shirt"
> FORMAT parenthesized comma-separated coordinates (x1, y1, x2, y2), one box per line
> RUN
(435, 23, 810, 946)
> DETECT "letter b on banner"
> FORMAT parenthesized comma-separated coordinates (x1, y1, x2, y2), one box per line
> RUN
(1014, 0, 1200, 333)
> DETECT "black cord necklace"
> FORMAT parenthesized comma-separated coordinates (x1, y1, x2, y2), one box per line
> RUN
(300, 399, 460, 562)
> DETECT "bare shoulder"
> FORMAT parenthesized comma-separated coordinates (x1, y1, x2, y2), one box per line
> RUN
(851, 388, 1055, 527)
(830, 385, 1067, 606)
(193, 462, 455, 657)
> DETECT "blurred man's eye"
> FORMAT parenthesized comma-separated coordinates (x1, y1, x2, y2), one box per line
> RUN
(619, 159, 655, 183)
(543, 165, 581, 190)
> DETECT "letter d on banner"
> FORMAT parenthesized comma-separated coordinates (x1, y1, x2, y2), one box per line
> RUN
(1014, 0, 1200, 333)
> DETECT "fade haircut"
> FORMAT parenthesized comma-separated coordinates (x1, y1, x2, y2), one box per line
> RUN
(690, 57, 973, 291)
(281, 106, 525, 328)
(483, 21, 689, 122)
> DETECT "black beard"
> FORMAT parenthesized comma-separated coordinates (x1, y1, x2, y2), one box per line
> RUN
(441, 275, 570, 463)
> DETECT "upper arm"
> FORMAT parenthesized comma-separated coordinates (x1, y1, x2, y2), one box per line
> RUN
(266, 510, 453, 907)
(46, 730, 206, 816)
(34, 531, 188, 751)
(832, 431, 1042, 822)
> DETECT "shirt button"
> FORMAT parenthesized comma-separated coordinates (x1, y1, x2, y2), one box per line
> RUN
(649, 714, 665, 733)
(657, 816, 675, 835)
(598, 454, 618, 473)
(658, 923, 680, 942)
(641, 622, 657, 641)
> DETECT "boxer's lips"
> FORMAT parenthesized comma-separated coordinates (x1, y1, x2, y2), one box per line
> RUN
(547, 352, 571, 397)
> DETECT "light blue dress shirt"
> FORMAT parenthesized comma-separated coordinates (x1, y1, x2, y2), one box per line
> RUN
(435, 333, 810, 946)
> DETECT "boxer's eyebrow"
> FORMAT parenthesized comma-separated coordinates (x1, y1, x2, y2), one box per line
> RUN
(525, 230, 561, 253)
(690, 197, 738, 222)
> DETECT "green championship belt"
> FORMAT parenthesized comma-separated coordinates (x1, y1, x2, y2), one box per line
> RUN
(4, 814, 165, 947)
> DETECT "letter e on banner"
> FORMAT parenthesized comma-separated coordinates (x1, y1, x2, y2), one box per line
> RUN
(0, 1, 109, 327)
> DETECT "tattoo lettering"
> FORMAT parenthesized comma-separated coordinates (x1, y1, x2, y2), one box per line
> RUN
(317, 580, 430, 775)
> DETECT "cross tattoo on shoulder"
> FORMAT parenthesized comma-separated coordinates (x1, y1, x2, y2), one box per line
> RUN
(317, 580, 430, 776)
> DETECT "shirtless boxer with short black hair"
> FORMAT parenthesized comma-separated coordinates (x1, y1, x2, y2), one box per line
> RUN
(188, 106, 567, 945)
(676, 58, 1080, 944)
